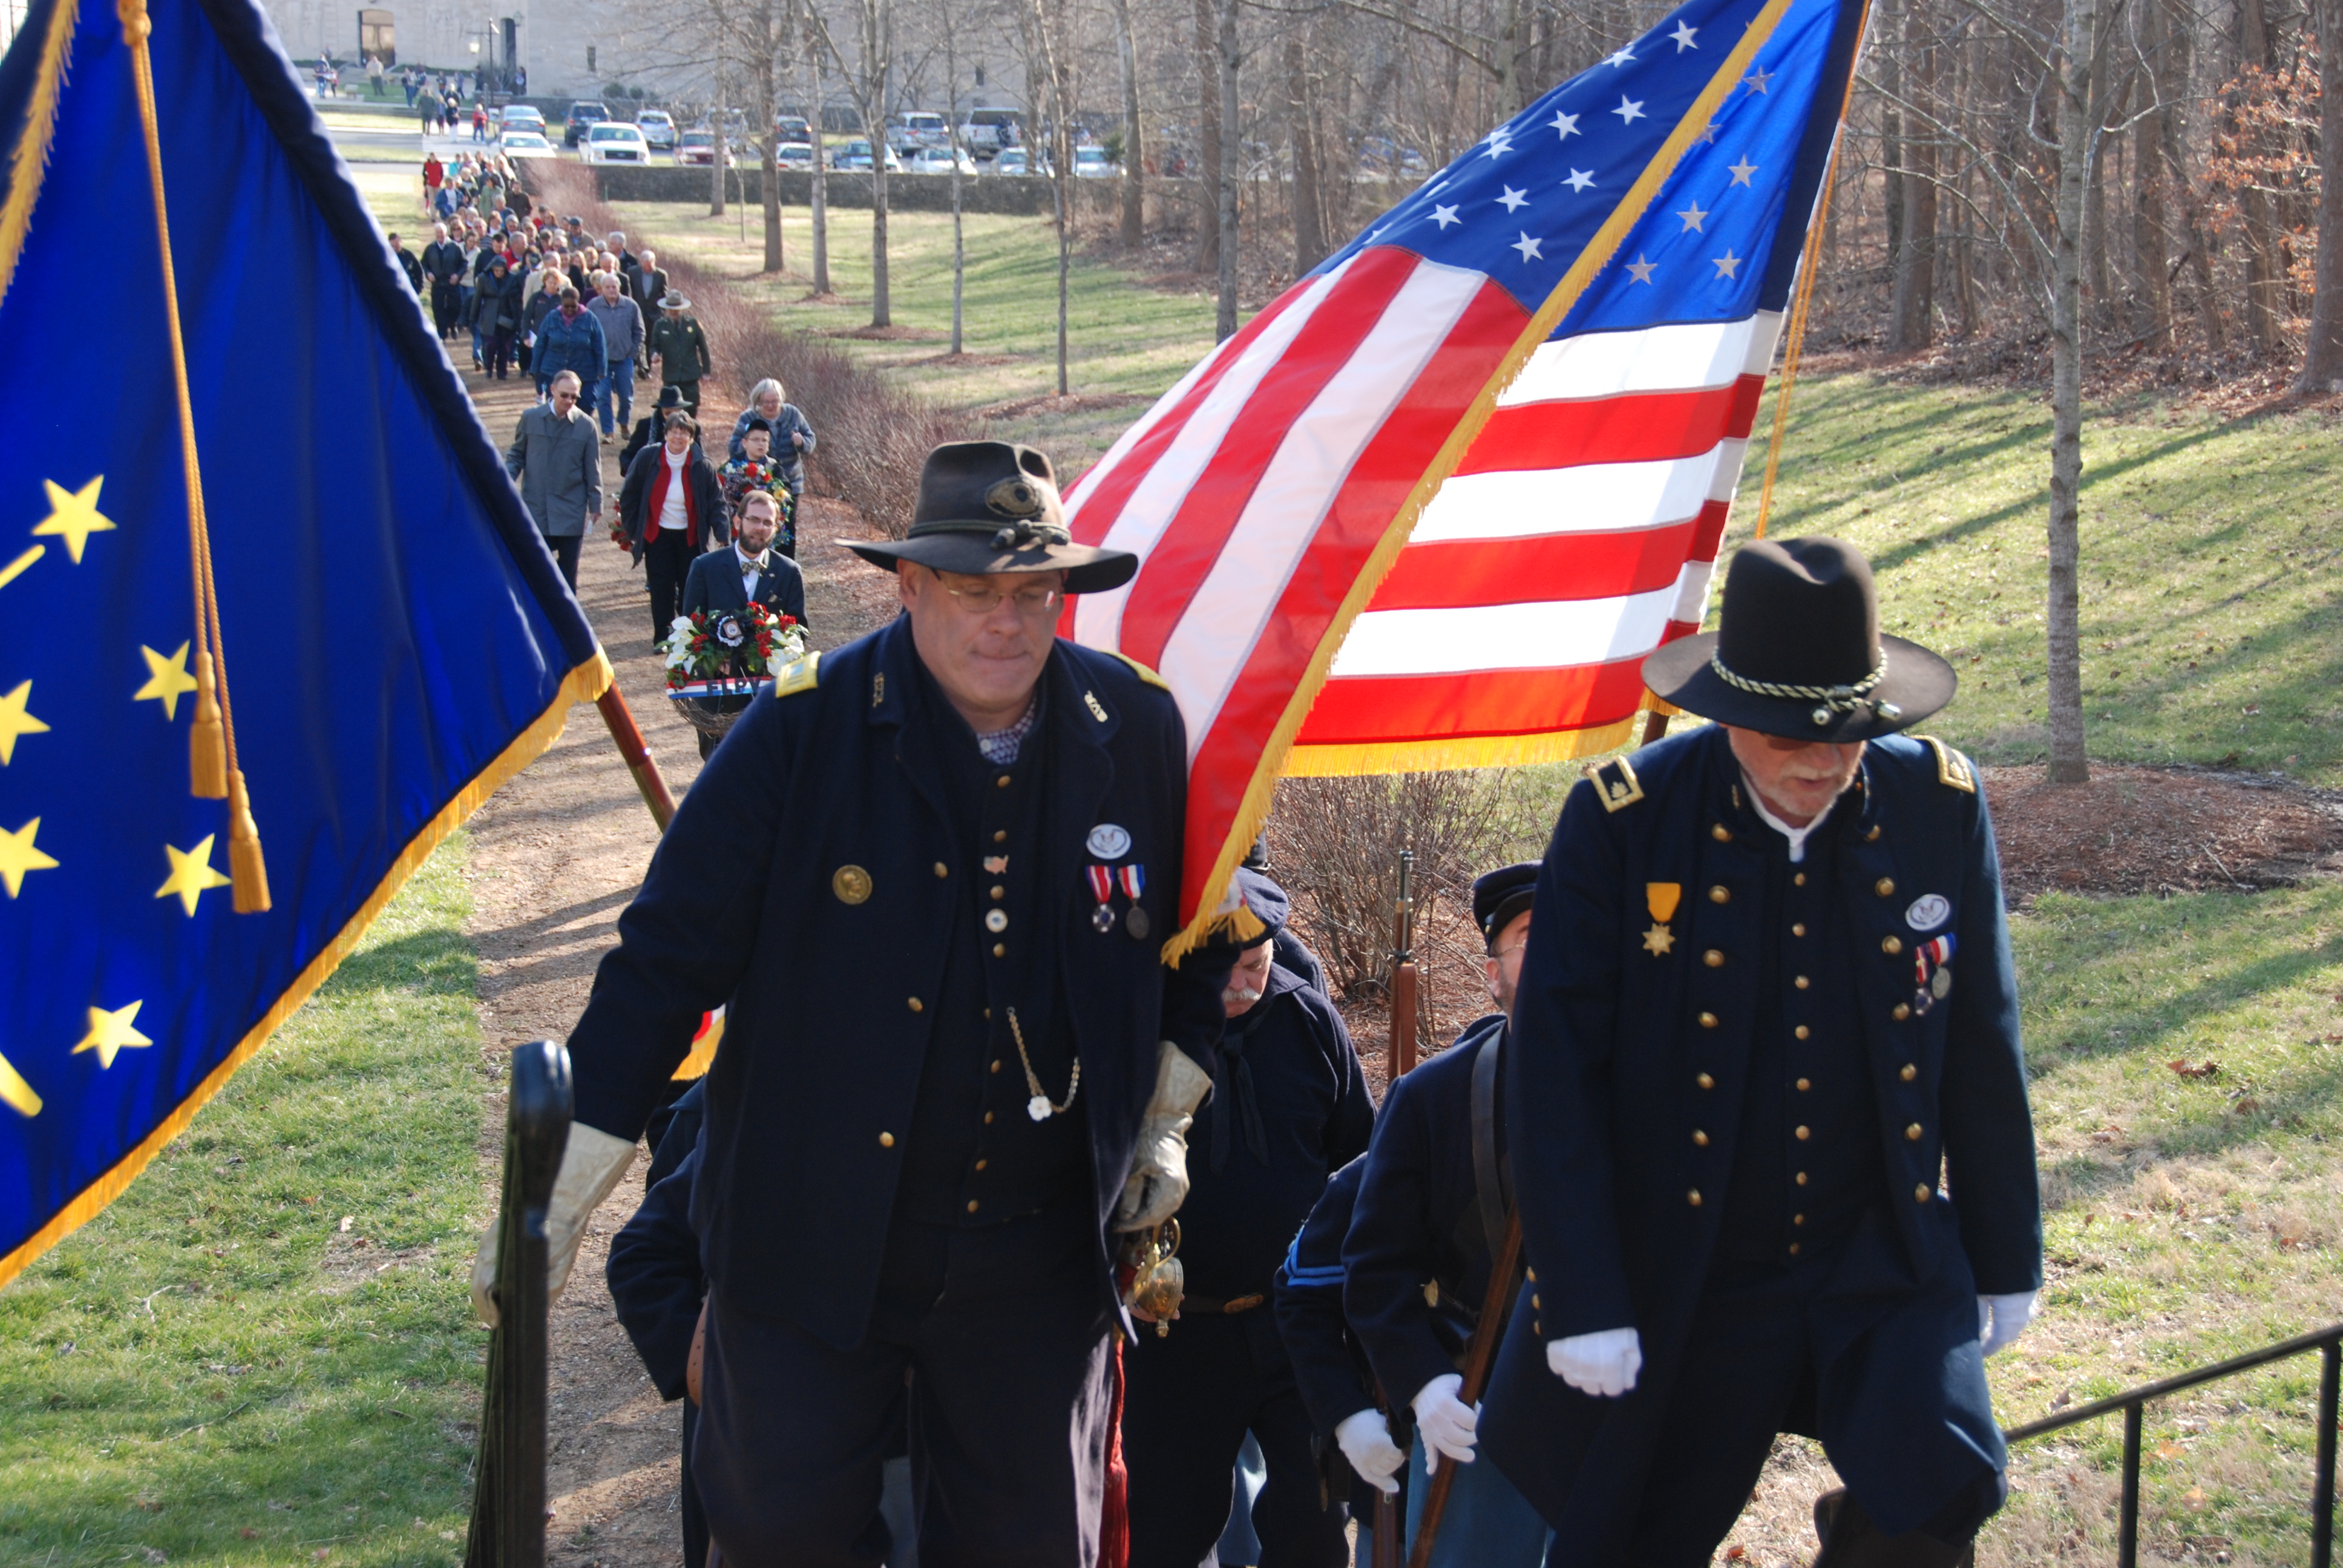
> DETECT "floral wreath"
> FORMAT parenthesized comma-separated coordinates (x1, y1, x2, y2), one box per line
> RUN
(661, 601, 807, 689)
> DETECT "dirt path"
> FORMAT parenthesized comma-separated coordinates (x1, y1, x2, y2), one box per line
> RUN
(452, 350, 885, 1567)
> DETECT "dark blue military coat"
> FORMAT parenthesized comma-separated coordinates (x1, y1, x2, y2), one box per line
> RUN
(566, 616, 1225, 1350)
(1480, 726, 2040, 1544)
(1342, 1014, 1507, 1411)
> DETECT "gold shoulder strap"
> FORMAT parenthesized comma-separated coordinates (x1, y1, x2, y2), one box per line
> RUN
(1585, 754, 1645, 812)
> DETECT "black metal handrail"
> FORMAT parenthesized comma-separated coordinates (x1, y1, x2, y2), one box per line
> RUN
(2001, 1321, 2342, 1568)
(464, 1041, 572, 1568)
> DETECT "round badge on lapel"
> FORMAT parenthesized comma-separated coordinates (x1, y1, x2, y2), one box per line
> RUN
(832, 865, 873, 904)
(1905, 893, 1951, 932)
(1086, 823, 1132, 860)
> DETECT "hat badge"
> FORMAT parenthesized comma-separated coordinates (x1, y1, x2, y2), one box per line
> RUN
(986, 477, 1047, 520)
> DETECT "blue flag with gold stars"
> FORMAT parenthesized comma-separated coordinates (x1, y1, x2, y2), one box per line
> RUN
(0, 0, 608, 1284)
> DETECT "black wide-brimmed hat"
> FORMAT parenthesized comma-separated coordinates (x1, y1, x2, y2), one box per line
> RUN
(1642, 537, 1955, 743)
(846, 441, 1138, 595)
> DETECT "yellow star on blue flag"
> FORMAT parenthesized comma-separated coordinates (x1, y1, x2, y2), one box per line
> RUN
(0, 0, 612, 1286)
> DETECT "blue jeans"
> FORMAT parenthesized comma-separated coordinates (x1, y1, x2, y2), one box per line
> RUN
(599, 358, 635, 435)
(1404, 1430, 1550, 1568)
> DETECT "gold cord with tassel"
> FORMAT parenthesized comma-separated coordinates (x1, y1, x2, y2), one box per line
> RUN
(119, 0, 267, 909)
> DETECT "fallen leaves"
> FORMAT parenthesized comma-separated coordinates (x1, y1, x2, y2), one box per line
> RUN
(2169, 1058, 2223, 1079)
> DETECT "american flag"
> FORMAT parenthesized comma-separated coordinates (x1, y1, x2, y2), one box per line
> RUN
(1062, 0, 1867, 949)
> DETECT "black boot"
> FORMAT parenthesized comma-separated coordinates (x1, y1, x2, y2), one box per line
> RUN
(1810, 1490, 1974, 1568)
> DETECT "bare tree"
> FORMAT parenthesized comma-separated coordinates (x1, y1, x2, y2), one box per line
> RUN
(2295, 0, 2343, 390)
(805, 0, 898, 325)
(1214, 0, 1239, 339)
(1109, 0, 1144, 246)
(804, 7, 833, 295)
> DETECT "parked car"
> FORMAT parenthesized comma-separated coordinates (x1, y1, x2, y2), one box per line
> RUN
(1073, 145, 1117, 178)
(988, 146, 1049, 176)
(637, 109, 677, 149)
(775, 114, 813, 144)
(501, 130, 555, 158)
(583, 122, 650, 165)
(776, 140, 817, 170)
(957, 107, 1022, 157)
(830, 139, 901, 172)
(889, 110, 949, 152)
(904, 146, 978, 177)
(563, 100, 609, 147)
(677, 128, 724, 166)
(497, 103, 546, 137)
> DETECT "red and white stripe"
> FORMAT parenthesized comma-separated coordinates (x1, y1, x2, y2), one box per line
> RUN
(1061, 241, 1782, 924)
(1300, 309, 1783, 754)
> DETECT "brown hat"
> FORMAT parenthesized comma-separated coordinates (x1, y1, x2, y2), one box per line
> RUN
(845, 441, 1137, 595)
(1641, 538, 1955, 742)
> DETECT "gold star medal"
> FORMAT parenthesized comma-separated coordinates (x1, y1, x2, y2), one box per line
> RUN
(1643, 882, 1681, 955)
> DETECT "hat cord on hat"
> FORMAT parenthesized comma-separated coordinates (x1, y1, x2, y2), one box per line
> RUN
(1708, 650, 1902, 728)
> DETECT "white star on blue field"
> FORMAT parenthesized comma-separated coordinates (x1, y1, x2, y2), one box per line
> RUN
(1316, 0, 1850, 337)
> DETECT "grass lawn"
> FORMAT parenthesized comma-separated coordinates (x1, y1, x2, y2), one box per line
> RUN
(603, 198, 1227, 472)
(0, 839, 488, 1568)
(1755, 374, 2343, 786)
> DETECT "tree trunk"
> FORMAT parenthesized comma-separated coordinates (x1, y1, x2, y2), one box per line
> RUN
(2152, 0, 2221, 353)
(2046, 0, 2095, 786)
(807, 29, 830, 295)
(1111, 0, 1144, 248)
(1285, 28, 1326, 273)
(2081, 28, 2112, 324)
(759, 28, 783, 275)
(1194, 0, 1221, 272)
(1215, 0, 1239, 341)
(2294, 0, 2343, 389)
(711, 76, 728, 217)
(866, 0, 893, 328)
(1879, 3, 1906, 305)
(1890, 3, 1936, 351)
(2235, 0, 2283, 354)
(943, 16, 966, 354)
(2131, 9, 2173, 353)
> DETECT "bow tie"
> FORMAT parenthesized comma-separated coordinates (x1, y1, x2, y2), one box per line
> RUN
(738, 554, 768, 574)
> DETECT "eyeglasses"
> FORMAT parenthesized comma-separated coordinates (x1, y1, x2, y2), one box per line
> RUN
(932, 572, 1064, 619)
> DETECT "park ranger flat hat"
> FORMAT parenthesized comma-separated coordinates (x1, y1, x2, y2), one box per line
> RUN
(847, 440, 1139, 595)
(1642, 537, 1956, 743)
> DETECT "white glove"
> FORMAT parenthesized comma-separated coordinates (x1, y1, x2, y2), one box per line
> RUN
(1113, 1042, 1212, 1232)
(470, 1122, 637, 1327)
(1548, 1326, 1642, 1397)
(1978, 1291, 2037, 1356)
(1334, 1408, 1405, 1495)
(1411, 1371, 1478, 1473)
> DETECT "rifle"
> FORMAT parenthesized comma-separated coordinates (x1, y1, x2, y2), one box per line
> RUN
(1404, 1208, 1525, 1568)
(1388, 850, 1417, 1082)
(464, 1041, 572, 1568)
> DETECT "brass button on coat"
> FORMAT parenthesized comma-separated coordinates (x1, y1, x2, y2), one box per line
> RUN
(1687, 1189, 1703, 1207)
(1866, 825, 1883, 841)
(833, 865, 873, 904)
(1711, 824, 1732, 841)
(1793, 1214, 1805, 1226)
(993, 944, 1006, 958)
(1709, 884, 1731, 904)
(1788, 1242, 1801, 1255)
(1796, 1077, 1811, 1091)
(995, 775, 1012, 789)
(1875, 878, 1896, 897)
(1906, 1123, 1924, 1142)
(1794, 1026, 1810, 1041)
(1794, 975, 1810, 990)
(1795, 1171, 1808, 1186)
(1915, 1184, 1933, 1203)
(1794, 872, 1807, 886)
(992, 829, 1008, 843)
(991, 886, 1006, 901)
(974, 1158, 988, 1171)
(877, 1132, 895, 1148)
(1699, 1012, 1719, 1030)
(1703, 949, 1725, 968)
(1791, 922, 1806, 938)
(1692, 1129, 1709, 1146)
(1900, 1063, 1918, 1082)
(990, 1060, 1002, 1073)
(1795, 1125, 1811, 1141)
(906, 996, 924, 1013)
(932, 862, 949, 878)
(1893, 1003, 1912, 1021)
(1882, 935, 1904, 955)
(1696, 1073, 1715, 1089)
(967, 1199, 981, 1213)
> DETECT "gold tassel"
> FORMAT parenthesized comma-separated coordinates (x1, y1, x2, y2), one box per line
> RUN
(189, 651, 227, 799)
(226, 768, 270, 913)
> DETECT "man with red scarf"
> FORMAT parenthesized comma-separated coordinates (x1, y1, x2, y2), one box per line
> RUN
(618, 411, 729, 647)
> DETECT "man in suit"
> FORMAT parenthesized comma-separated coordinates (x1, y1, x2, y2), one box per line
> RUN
(681, 489, 805, 626)
(680, 488, 807, 760)
(502, 369, 600, 588)
(421, 221, 465, 338)
(1480, 538, 2042, 1567)
(473, 440, 1234, 1568)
